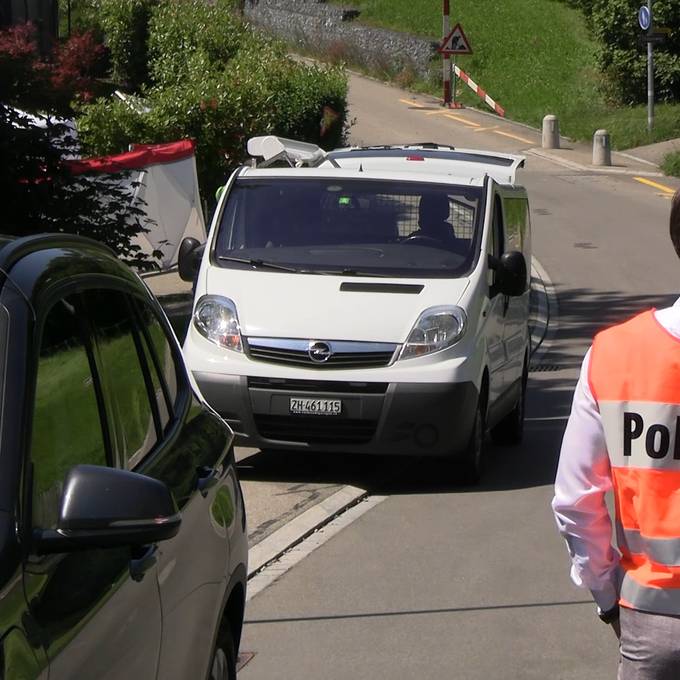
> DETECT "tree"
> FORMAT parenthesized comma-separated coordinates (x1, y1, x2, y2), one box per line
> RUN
(0, 23, 156, 268)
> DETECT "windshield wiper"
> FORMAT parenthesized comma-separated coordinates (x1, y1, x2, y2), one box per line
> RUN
(218, 256, 298, 273)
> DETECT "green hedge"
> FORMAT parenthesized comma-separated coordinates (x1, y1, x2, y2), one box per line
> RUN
(78, 0, 347, 196)
(99, 0, 154, 90)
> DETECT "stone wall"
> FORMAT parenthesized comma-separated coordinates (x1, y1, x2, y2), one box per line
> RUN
(242, 0, 438, 80)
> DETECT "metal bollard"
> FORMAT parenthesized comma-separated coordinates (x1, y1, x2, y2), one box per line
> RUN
(592, 129, 611, 166)
(542, 115, 560, 149)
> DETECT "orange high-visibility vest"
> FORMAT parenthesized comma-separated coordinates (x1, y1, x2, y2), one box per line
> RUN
(590, 310, 680, 615)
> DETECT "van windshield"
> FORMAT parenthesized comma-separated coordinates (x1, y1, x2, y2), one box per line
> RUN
(214, 178, 485, 278)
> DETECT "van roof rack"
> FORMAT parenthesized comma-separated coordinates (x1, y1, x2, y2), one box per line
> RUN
(247, 136, 339, 168)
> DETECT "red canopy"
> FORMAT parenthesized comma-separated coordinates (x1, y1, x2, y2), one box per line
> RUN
(68, 140, 195, 175)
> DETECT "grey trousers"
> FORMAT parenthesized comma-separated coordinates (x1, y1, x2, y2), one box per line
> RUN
(618, 607, 680, 680)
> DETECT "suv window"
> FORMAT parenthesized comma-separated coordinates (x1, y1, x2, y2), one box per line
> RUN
(83, 290, 159, 469)
(31, 297, 107, 529)
(135, 299, 179, 438)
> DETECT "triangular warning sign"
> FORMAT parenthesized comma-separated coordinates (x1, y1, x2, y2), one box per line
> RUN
(438, 23, 472, 55)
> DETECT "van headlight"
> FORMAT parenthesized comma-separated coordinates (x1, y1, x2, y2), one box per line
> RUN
(193, 295, 243, 352)
(399, 306, 467, 360)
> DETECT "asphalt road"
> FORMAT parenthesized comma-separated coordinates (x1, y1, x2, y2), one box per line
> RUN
(237, 73, 680, 679)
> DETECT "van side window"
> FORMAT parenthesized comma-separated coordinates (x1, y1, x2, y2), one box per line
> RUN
(31, 297, 108, 529)
(488, 195, 505, 286)
(503, 196, 528, 252)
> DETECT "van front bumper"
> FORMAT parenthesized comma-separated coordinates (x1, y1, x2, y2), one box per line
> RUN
(194, 373, 479, 457)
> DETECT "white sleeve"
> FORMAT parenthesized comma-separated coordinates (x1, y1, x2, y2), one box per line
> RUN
(551, 348, 621, 611)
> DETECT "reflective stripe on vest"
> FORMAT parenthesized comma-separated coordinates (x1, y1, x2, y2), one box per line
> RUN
(590, 310, 680, 615)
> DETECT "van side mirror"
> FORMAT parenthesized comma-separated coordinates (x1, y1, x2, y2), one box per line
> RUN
(178, 237, 204, 282)
(33, 465, 181, 555)
(499, 251, 528, 296)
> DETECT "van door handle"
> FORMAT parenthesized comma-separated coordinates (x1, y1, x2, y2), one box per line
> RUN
(129, 544, 158, 583)
(196, 465, 221, 497)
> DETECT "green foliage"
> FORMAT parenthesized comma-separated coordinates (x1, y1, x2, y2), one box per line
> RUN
(0, 105, 154, 267)
(662, 151, 680, 178)
(99, 0, 154, 90)
(147, 0, 246, 87)
(78, 0, 348, 195)
(590, 0, 680, 104)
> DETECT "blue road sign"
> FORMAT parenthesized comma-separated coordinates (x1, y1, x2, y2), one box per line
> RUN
(638, 6, 651, 31)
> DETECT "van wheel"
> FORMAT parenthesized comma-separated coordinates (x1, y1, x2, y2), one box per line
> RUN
(491, 362, 527, 446)
(210, 627, 236, 680)
(459, 399, 486, 485)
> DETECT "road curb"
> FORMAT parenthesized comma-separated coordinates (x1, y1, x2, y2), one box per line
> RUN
(527, 148, 665, 177)
(248, 484, 368, 578)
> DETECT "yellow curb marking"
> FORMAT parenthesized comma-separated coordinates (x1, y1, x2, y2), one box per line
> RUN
(474, 126, 500, 133)
(633, 176, 676, 195)
(398, 98, 425, 109)
(492, 130, 535, 144)
(425, 110, 451, 116)
(444, 114, 481, 127)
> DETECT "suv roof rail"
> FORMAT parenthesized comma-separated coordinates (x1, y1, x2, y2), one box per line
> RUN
(247, 136, 339, 168)
(0, 233, 114, 274)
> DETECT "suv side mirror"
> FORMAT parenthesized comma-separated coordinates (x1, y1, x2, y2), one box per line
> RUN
(178, 237, 204, 282)
(499, 251, 528, 297)
(34, 465, 181, 555)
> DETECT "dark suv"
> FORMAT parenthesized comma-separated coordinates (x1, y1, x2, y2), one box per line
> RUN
(0, 235, 247, 679)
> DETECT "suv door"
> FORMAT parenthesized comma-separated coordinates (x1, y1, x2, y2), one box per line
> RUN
(22, 292, 163, 679)
(81, 288, 236, 680)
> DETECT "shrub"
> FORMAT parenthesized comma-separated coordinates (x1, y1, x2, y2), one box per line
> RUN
(99, 0, 154, 90)
(78, 2, 348, 197)
(0, 23, 107, 115)
(590, 0, 680, 104)
(0, 104, 154, 268)
(147, 0, 246, 87)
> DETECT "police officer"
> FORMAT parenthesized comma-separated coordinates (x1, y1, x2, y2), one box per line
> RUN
(553, 189, 680, 679)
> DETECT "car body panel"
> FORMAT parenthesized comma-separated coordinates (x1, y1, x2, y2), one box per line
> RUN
(0, 235, 247, 680)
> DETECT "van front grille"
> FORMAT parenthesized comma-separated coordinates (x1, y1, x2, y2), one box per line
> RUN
(245, 337, 397, 370)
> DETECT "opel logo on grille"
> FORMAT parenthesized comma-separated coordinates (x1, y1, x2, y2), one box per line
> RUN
(308, 341, 332, 363)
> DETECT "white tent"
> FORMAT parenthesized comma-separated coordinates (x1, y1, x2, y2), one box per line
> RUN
(69, 140, 206, 270)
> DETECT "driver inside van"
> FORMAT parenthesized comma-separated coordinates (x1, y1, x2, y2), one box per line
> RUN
(411, 193, 459, 249)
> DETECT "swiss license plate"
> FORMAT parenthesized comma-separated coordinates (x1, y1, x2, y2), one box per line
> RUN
(289, 397, 342, 416)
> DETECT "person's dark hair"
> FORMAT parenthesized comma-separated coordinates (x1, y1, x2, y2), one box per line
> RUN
(671, 190, 680, 258)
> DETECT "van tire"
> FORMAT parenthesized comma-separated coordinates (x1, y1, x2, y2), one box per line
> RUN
(459, 398, 486, 485)
(490, 361, 527, 446)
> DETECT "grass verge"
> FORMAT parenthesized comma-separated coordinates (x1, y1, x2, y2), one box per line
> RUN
(662, 152, 680, 179)
(327, 0, 680, 150)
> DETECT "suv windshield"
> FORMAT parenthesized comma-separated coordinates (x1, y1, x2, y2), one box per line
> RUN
(215, 178, 485, 278)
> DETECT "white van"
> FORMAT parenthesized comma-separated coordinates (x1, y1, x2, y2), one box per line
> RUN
(181, 137, 531, 482)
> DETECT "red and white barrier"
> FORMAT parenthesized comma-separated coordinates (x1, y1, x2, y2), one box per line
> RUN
(453, 65, 505, 117)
